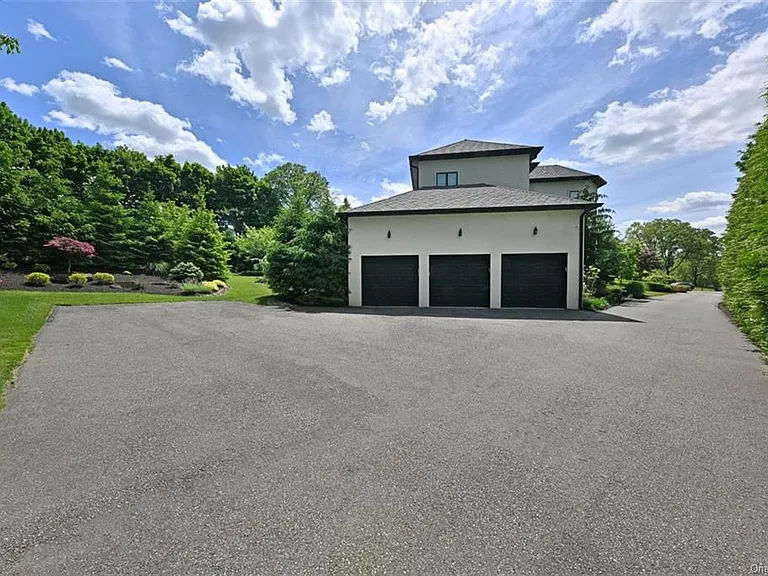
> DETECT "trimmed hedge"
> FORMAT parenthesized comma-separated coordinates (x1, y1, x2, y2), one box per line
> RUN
(25, 272, 50, 286)
(68, 272, 88, 286)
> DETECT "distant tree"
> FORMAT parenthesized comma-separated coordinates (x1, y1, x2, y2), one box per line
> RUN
(235, 225, 277, 271)
(636, 245, 661, 274)
(625, 218, 693, 274)
(578, 188, 622, 290)
(44, 236, 96, 273)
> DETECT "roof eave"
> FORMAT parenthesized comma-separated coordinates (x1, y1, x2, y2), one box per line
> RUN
(409, 146, 544, 162)
(340, 202, 601, 218)
(530, 174, 607, 188)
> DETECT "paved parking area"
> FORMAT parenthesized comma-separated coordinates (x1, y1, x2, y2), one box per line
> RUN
(1, 293, 766, 574)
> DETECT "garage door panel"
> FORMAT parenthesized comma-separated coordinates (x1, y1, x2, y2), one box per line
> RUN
(362, 256, 419, 306)
(430, 255, 490, 307)
(502, 253, 567, 308)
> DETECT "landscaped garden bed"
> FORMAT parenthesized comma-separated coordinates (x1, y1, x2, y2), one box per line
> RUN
(0, 271, 228, 297)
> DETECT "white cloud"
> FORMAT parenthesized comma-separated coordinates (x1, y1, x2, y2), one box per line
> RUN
(648, 87, 670, 99)
(306, 110, 336, 134)
(478, 73, 504, 103)
(43, 71, 224, 169)
(320, 67, 350, 87)
(690, 215, 727, 231)
(243, 152, 285, 171)
(360, 141, 371, 152)
(366, 0, 507, 122)
(165, 0, 423, 124)
(380, 178, 411, 197)
(371, 63, 393, 81)
(103, 57, 135, 72)
(648, 191, 732, 214)
(27, 19, 55, 41)
(580, 0, 758, 65)
(529, 0, 554, 16)
(291, 141, 301, 149)
(572, 32, 768, 165)
(0, 77, 39, 96)
(537, 157, 595, 172)
(710, 45, 725, 55)
(331, 187, 363, 208)
(608, 41, 662, 67)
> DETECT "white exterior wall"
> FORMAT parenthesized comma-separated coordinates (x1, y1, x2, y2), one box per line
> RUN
(417, 156, 531, 189)
(529, 179, 597, 198)
(348, 210, 584, 309)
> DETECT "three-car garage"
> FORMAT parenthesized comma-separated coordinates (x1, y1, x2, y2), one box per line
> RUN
(359, 252, 567, 308)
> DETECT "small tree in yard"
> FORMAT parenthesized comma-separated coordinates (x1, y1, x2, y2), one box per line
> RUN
(173, 208, 230, 280)
(265, 192, 349, 305)
(44, 236, 96, 273)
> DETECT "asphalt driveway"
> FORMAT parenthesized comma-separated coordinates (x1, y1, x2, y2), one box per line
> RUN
(1, 293, 766, 574)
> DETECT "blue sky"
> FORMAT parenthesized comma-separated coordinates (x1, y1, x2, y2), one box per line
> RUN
(2, 0, 768, 233)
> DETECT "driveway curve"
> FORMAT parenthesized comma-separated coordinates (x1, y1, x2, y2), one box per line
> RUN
(0, 292, 766, 574)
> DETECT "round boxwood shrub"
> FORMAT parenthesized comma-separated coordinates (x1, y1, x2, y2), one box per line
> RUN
(2, 261, 18, 270)
(169, 262, 204, 283)
(212, 279, 227, 290)
(32, 263, 52, 273)
(93, 272, 115, 285)
(25, 272, 51, 286)
(68, 272, 88, 286)
(626, 281, 646, 298)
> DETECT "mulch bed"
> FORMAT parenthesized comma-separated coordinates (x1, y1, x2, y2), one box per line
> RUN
(0, 271, 223, 296)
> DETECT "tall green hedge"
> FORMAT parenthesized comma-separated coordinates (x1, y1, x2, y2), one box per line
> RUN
(721, 89, 768, 353)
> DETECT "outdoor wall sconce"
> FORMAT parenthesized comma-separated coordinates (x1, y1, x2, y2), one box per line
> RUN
(458, 228, 463, 237)
(533, 226, 539, 236)
(387, 230, 391, 238)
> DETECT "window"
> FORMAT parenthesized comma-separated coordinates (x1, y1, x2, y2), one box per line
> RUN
(568, 190, 581, 199)
(436, 171, 458, 187)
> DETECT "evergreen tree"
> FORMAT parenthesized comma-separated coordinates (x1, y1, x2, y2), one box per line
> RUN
(174, 208, 230, 280)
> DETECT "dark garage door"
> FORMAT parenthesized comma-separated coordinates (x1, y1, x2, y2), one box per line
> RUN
(502, 253, 567, 308)
(362, 256, 419, 306)
(429, 255, 490, 307)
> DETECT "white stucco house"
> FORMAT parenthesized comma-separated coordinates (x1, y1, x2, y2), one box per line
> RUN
(342, 139, 605, 310)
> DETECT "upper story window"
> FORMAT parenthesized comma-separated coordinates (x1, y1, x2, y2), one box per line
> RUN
(436, 171, 458, 187)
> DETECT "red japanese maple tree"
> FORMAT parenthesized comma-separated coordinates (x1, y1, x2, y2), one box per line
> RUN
(44, 237, 96, 273)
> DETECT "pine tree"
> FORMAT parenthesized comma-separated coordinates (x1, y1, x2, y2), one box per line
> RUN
(174, 208, 230, 280)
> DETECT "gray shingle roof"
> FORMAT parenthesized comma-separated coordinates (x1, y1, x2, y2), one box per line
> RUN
(413, 139, 540, 157)
(344, 184, 598, 216)
(530, 164, 607, 187)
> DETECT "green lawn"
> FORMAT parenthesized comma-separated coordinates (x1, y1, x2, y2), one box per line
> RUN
(644, 290, 672, 297)
(0, 276, 272, 410)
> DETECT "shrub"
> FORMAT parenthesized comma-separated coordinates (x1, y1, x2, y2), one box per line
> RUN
(646, 282, 672, 293)
(1, 261, 18, 270)
(93, 272, 115, 285)
(202, 281, 219, 292)
(144, 261, 169, 277)
(32, 263, 52, 273)
(68, 272, 88, 286)
(602, 284, 625, 305)
(583, 296, 609, 311)
(626, 280, 646, 298)
(212, 279, 227, 289)
(169, 262, 204, 283)
(643, 271, 677, 285)
(25, 272, 51, 286)
(181, 282, 214, 295)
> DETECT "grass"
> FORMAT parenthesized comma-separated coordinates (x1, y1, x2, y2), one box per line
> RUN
(0, 275, 273, 411)
(644, 290, 671, 297)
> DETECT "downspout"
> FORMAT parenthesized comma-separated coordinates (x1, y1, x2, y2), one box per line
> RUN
(579, 209, 586, 310)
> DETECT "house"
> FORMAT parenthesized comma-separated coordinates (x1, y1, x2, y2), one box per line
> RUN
(341, 139, 604, 310)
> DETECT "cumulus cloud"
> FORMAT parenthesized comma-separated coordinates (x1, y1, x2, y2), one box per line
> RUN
(306, 110, 336, 134)
(27, 19, 55, 41)
(360, 141, 371, 152)
(165, 0, 423, 124)
(690, 215, 727, 231)
(331, 187, 363, 208)
(579, 0, 758, 65)
(376, 179, 411, 200)
(648, 191, 732, 214)
(320, 68, 350, 87)
(43, 71, 224, 169)
(243, 152, 285, 171)
(0, 77, 39, 96)
(572, 32, 768, 165)
(366, 0, 508, 122)
(103, 57, 135, 72)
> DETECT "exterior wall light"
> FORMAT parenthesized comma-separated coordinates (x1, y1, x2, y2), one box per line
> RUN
(533, 226, 538, 236)
(387, 230, 391, 238)
(458, 228, 463, 237)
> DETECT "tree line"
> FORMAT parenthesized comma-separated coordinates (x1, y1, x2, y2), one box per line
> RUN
(0, 102, 347, 294)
